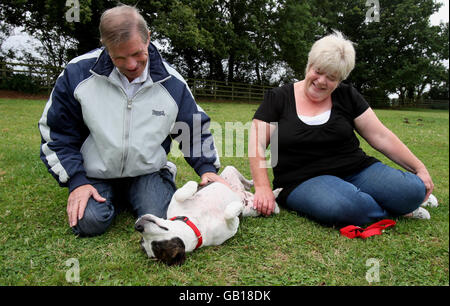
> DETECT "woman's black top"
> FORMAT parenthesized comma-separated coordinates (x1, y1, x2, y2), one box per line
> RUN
(253, 82, 379, 204)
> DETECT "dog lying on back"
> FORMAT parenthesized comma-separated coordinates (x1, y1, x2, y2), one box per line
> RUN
(135, 166, 281, 265)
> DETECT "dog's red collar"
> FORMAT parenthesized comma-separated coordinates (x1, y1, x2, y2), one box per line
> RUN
(170, 216, 203, 249)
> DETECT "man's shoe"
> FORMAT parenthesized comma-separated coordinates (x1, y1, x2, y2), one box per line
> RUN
(164, 161, 177, 183)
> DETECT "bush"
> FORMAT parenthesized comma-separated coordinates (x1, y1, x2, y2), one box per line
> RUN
(0, 72, 45, 94)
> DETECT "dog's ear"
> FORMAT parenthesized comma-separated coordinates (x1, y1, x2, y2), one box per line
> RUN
(151, 237, 186, 266)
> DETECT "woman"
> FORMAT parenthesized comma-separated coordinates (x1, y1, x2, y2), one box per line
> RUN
(249, 31, 434, 226)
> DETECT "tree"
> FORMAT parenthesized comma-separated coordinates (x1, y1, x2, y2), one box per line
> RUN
(0, 0, 448, 98)
(311, 0, 448, 103)
(223, 0, 279, 83)
(0, 20, 12, 60)
(1, 0, 98, 64)
(152, 0, 282, 84)
(424, 66, 449, 100)
(274, 0, 323, 81)
(151, 0, 219, 79)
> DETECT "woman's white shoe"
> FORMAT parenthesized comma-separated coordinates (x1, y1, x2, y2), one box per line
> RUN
(406, 207, 431, 220)
(421, 194, 439, 208)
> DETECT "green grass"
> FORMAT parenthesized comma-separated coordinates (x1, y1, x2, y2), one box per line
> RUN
(0, 99, 448, 286)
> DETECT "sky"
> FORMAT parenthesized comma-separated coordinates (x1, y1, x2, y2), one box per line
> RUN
(431, 0, 449, 69)
(430, 0, 449, 25)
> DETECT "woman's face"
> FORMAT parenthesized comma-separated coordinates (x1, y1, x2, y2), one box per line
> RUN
(304, 66, 340, 102)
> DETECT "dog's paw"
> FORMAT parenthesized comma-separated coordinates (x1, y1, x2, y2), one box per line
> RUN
(174, 181, 198, 202)
(241, 203, 280, 217)
(241, 205, 259, 217)
(225, 201, 244, 220)
(273, 203, 280, 214)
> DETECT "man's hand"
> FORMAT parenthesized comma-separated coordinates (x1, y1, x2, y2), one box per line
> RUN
(200, 172, 231, 188)
(67, 184, 106, 227)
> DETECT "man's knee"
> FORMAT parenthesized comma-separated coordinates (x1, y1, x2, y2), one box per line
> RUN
(129, 171, 176, 218)
(71, 200, 115, 237)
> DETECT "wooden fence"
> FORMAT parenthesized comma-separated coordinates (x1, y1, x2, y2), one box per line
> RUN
(186, 78, 272, 102)
(0, 61, 448, 108)
(0, 61, 272, 101)
(0, 61, 61, 93)
(365, 96, 449, 110)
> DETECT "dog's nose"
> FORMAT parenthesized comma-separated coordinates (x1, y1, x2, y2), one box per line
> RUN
(135, 223, 144, 232)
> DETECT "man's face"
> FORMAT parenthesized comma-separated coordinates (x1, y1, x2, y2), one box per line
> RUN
(108, 31, 150, 82)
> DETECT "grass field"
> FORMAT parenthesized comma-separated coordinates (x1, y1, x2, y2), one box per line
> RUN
(0, 98, 448, 286)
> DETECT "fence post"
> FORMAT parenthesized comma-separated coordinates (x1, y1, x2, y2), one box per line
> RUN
(214, 80, 217, 100)
(1, 62, 6, 85)
(232, 82, 234, 101)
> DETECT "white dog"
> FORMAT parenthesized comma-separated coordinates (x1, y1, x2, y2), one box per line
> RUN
(135, 166, 281, 265)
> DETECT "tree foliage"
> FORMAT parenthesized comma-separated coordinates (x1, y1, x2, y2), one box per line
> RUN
(0, 0, 448, 100)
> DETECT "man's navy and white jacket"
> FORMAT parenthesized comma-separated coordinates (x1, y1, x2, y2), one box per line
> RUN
(39, 43, 220, 192)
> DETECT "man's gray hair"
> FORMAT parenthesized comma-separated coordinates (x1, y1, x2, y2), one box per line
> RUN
(305, 30, 356, 81)
(99, 4, 149, 49)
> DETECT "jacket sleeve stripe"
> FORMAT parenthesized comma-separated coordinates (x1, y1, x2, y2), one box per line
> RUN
(163, 63, 199, 110)
(39, 92, 70, 184)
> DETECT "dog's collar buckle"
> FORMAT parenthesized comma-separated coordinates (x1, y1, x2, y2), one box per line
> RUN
(170, 216, 203, 249)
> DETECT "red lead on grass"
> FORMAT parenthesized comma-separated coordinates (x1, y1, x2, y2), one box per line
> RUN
(340, 219, 397, 239)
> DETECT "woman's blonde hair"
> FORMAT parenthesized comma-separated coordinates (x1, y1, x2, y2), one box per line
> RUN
(99, 4, 149, 49)
(305, 30, 355, 81)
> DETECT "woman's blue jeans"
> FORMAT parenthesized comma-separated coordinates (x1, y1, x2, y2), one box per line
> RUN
(285, 162, 426, 226)
(71, 169, 176, 237)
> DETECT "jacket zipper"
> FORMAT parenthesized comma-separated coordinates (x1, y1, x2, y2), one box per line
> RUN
(91, 73, 131, 176)
(92, 71, 172, 176)
(121, 98, 133, 176)
(119, 76, 172, 175)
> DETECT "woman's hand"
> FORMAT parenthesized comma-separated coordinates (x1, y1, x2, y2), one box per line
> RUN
(249, 119, 277, 216)
(355, 108, 434, 202)
(253, 186, 276, 216)
(415, 167, 434, 202)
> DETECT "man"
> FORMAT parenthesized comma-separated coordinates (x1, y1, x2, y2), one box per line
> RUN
(38, 5, 223, 237)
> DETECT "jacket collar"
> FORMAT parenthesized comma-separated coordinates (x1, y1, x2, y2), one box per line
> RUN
(91, 43, 170, 83)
